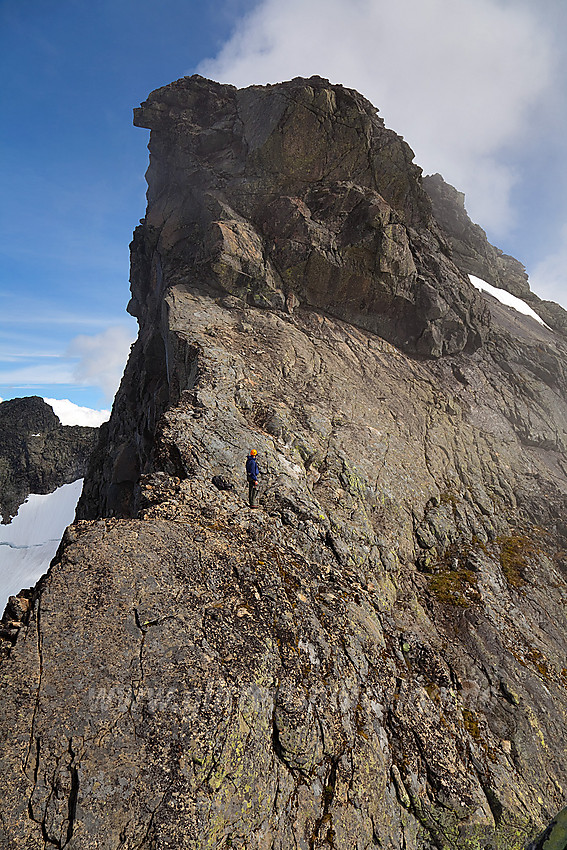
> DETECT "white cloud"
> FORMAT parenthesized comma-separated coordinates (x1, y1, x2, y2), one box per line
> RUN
(198, 0, 556, 235)
(0, 352, 61, 362)
(43, 398, 110, 427)
(0, 325, 136, 401)
(0, 304, 127, 327)
(67, 326, 135, 403)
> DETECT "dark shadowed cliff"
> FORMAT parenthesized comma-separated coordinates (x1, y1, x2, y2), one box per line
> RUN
(0, 396, 98, 523)
(1, 76, 567, 850)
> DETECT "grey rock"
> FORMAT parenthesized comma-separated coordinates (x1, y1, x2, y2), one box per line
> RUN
(423, 171, 567, 337)
(1, 76, 567, 849)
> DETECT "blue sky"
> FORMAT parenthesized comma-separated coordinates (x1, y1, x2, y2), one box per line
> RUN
(1, 0, 566, 415)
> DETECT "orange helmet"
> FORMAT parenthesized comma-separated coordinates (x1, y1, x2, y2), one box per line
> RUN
(250, 449, 257, 456)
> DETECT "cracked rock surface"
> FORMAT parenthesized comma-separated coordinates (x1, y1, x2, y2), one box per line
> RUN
(1, 76, 567, 849)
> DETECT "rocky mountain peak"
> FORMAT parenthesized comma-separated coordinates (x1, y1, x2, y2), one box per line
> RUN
(423, 172, 567, 336)
(0, 396, 98, 523)
(129, 74, 488, 359)
(1, 77, 567, 849)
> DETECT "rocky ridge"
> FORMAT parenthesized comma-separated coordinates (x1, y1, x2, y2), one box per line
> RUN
(0, 396, 98, 523)
(1, 76, 567, 849)
(422, 173, 567, 337)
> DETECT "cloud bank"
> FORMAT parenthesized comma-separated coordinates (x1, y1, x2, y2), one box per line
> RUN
(0, 361, 76, 386)
(43, 398, 110, 427)
(198, 0, 555, 236)
(0, 325, 135, 406)
(67, 326, 134, 402)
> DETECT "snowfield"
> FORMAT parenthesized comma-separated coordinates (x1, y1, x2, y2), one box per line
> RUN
(469, 274, 549, 327)
(0, 479, 83, 613)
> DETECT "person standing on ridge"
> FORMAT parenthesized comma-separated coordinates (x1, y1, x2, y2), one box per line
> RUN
(246, 449, 260, 508)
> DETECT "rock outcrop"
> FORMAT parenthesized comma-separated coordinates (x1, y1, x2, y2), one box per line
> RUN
(1, 76, 567, 850)
(0, 396, 98, 523)
(423, 172, 567, 337)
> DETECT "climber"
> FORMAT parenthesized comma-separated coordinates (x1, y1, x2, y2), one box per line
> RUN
(246, 449, 260, 508)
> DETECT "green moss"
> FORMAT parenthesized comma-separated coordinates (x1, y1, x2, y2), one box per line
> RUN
(338, 461, 365, 497)
(512, 645, 553, 682)
(408, 790, 537, 850)
(526, 648, 552, 680)
(528, 807, 567, 850)
(428, 568, 481, 608)
(462, 707, 481, 741)
(499, 534, 540, 588)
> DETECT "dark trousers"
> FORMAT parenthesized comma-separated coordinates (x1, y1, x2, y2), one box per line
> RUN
(248, 479, 258, 506)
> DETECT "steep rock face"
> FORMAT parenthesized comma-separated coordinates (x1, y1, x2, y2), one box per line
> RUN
(423, 173, 567, 337)
(0, 396, 98, 522)
(129, 75, 488, 354)
(1, 77, 567, 850)
(79, 74, 490, 521)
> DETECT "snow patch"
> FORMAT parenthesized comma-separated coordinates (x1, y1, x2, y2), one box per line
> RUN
(0, 479, 83, 612)
(469, 274, 549, 328)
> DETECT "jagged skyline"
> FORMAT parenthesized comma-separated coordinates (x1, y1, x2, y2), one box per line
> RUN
(1, 0, 566, 411)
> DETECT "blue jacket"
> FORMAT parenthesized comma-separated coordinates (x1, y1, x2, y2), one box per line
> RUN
(246, 455, 259, 482)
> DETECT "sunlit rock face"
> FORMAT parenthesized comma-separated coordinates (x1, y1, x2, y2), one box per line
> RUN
(129, 75, 488, 356)
(2, 76, 567, 849)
